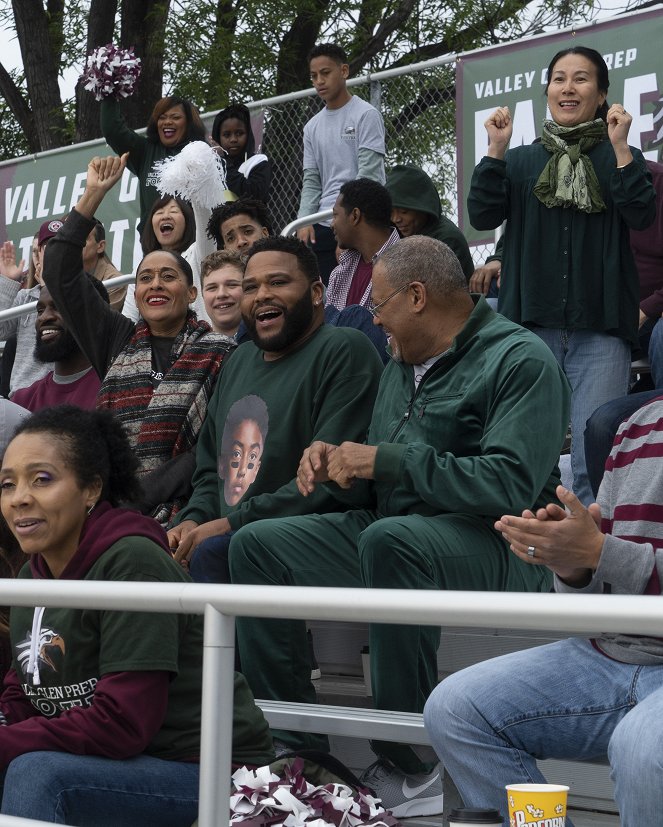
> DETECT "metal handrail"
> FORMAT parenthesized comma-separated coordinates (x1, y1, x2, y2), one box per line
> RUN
(0, 579, 659, 826)
(281, 209, 334, 237)
(0, 274, 135, 323)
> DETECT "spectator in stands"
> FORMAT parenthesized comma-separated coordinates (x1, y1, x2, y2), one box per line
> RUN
(12, 279, 108, 412)
(632, 159, 663, 381)
(206, 199, 389, 358)
(82, 219, 127, 312)
(0, 221, 62, 397)
(425, 398, 663, 827)
(581, 159, 663, 497)
(470, 46, 655, 506)
(211, 103, 272, 203)
(386, 164, 474, 280)
(44, 154, 234, 525)
(207, 198, 272, 253)
(199, 251, 244, 338)
(326, 178, 399, 310)
(0, 405, 273, 825)
(0, 233, 39, 398)
(227, 235, 570, 817)
(297, 43, 386, 284)
(167, 235, 382, 584)
(101, 95, 206, 232)
(122, 195, 213, 326)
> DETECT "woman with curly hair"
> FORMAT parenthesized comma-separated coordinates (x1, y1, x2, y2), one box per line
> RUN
(0, 405, 273, 825)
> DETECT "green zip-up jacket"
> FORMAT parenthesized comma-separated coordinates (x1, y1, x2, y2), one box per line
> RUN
(337, 296, 571, 519)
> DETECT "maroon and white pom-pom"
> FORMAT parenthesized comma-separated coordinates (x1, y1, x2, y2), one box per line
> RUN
(81, 44, 142, 101)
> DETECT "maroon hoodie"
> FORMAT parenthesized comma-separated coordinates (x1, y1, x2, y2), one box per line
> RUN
(0, 504, 187, 768)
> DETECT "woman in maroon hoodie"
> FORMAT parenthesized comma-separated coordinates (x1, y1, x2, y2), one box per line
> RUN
(0, 405, 273, 825)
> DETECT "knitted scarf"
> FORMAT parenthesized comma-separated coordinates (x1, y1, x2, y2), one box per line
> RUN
(533, 118, 607, 213)
(97, 312, 234, 524)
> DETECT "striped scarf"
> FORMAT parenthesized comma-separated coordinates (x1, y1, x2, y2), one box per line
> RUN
(97, 312, 234, 523)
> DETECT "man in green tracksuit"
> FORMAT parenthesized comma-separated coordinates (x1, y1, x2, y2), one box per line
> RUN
(228, 235, 571, 818)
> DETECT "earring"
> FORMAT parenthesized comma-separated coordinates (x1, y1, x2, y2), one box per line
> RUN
(87, 503, 96, 516)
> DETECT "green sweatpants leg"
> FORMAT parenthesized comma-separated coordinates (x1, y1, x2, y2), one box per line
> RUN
(229, 509, 550, 772)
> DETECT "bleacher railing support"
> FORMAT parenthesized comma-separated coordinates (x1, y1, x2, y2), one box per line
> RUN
(0, 581, 660, 826)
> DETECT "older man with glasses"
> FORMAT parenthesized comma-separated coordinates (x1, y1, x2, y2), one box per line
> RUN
(228, 235, 571, 818)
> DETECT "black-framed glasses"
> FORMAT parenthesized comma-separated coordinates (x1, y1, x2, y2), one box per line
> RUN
(368, 281, 425, 318)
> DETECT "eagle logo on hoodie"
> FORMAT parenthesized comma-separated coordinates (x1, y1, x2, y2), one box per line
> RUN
(17, 626, 65, 679)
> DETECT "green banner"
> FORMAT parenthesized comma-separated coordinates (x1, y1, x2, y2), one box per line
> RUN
(456, 8, 663, 244)
(0, 136, 141, 276)
(0, 109, 265, 276)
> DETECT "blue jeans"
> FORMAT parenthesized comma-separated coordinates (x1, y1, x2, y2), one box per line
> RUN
(1, 751, 200, 825)
(649, 318, 663, 388)
(424, 638, 663, 827)
(530, 328, 630, 505)
(189, 532, 234, 583)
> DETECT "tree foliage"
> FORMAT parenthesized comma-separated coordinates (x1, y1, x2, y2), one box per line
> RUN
(0, 0, 650, 161)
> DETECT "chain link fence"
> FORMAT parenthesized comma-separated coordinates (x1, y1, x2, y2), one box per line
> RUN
(248, 55, 494, 267)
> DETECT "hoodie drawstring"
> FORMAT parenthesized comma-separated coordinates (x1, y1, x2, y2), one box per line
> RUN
(26, 606, 45, 686)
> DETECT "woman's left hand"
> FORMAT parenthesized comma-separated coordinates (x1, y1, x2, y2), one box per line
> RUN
(607, 103, 633, 166)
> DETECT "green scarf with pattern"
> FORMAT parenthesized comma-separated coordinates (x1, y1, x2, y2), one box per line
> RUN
(533, 118, 607, 213)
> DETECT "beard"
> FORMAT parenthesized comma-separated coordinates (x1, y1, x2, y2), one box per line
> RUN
(34, 328, 79, 363)
(243, 290, 314, 353)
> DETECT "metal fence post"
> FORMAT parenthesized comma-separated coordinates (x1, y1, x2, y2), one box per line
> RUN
(369, 79, 382, 112)
(198, 603, 236, 827)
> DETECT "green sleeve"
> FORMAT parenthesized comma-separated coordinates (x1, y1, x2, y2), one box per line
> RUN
(468, 156, 509, 231)
(298, 168, 322, 218)
(100, 99, 147, 178)
(485, 234, 504, 265)
(374, 351, 570, 515)
(357, 147, 386, 183)
(609, 149, 655, 231)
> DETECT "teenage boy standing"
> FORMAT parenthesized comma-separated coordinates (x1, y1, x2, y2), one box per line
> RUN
(297, 44, 386, 284)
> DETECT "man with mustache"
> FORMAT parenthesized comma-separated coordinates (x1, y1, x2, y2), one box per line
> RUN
(12, 278, 109, 412)
(167, 235, 382, 583)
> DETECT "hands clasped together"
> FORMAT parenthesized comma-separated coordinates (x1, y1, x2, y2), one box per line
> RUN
(495, 484, 606, 587)
(296, 440, 378, 495)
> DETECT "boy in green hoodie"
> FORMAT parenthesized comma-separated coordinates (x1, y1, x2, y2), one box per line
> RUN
(386, 163, 475, 279)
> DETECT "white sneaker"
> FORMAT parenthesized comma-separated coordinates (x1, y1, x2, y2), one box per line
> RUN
(359, 758, 444, 818)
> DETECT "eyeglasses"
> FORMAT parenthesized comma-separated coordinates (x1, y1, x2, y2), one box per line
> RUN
(368, 281, 425, 318)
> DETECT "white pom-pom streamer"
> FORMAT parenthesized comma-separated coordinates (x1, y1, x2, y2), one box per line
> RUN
(153, 141, 228, 209)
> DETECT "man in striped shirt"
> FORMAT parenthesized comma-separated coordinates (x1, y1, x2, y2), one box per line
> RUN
(424, 396, 663, 827)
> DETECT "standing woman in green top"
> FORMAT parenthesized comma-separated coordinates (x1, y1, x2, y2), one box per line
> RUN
(468, 46, 655, 506)
(101, 96, 207, 232)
